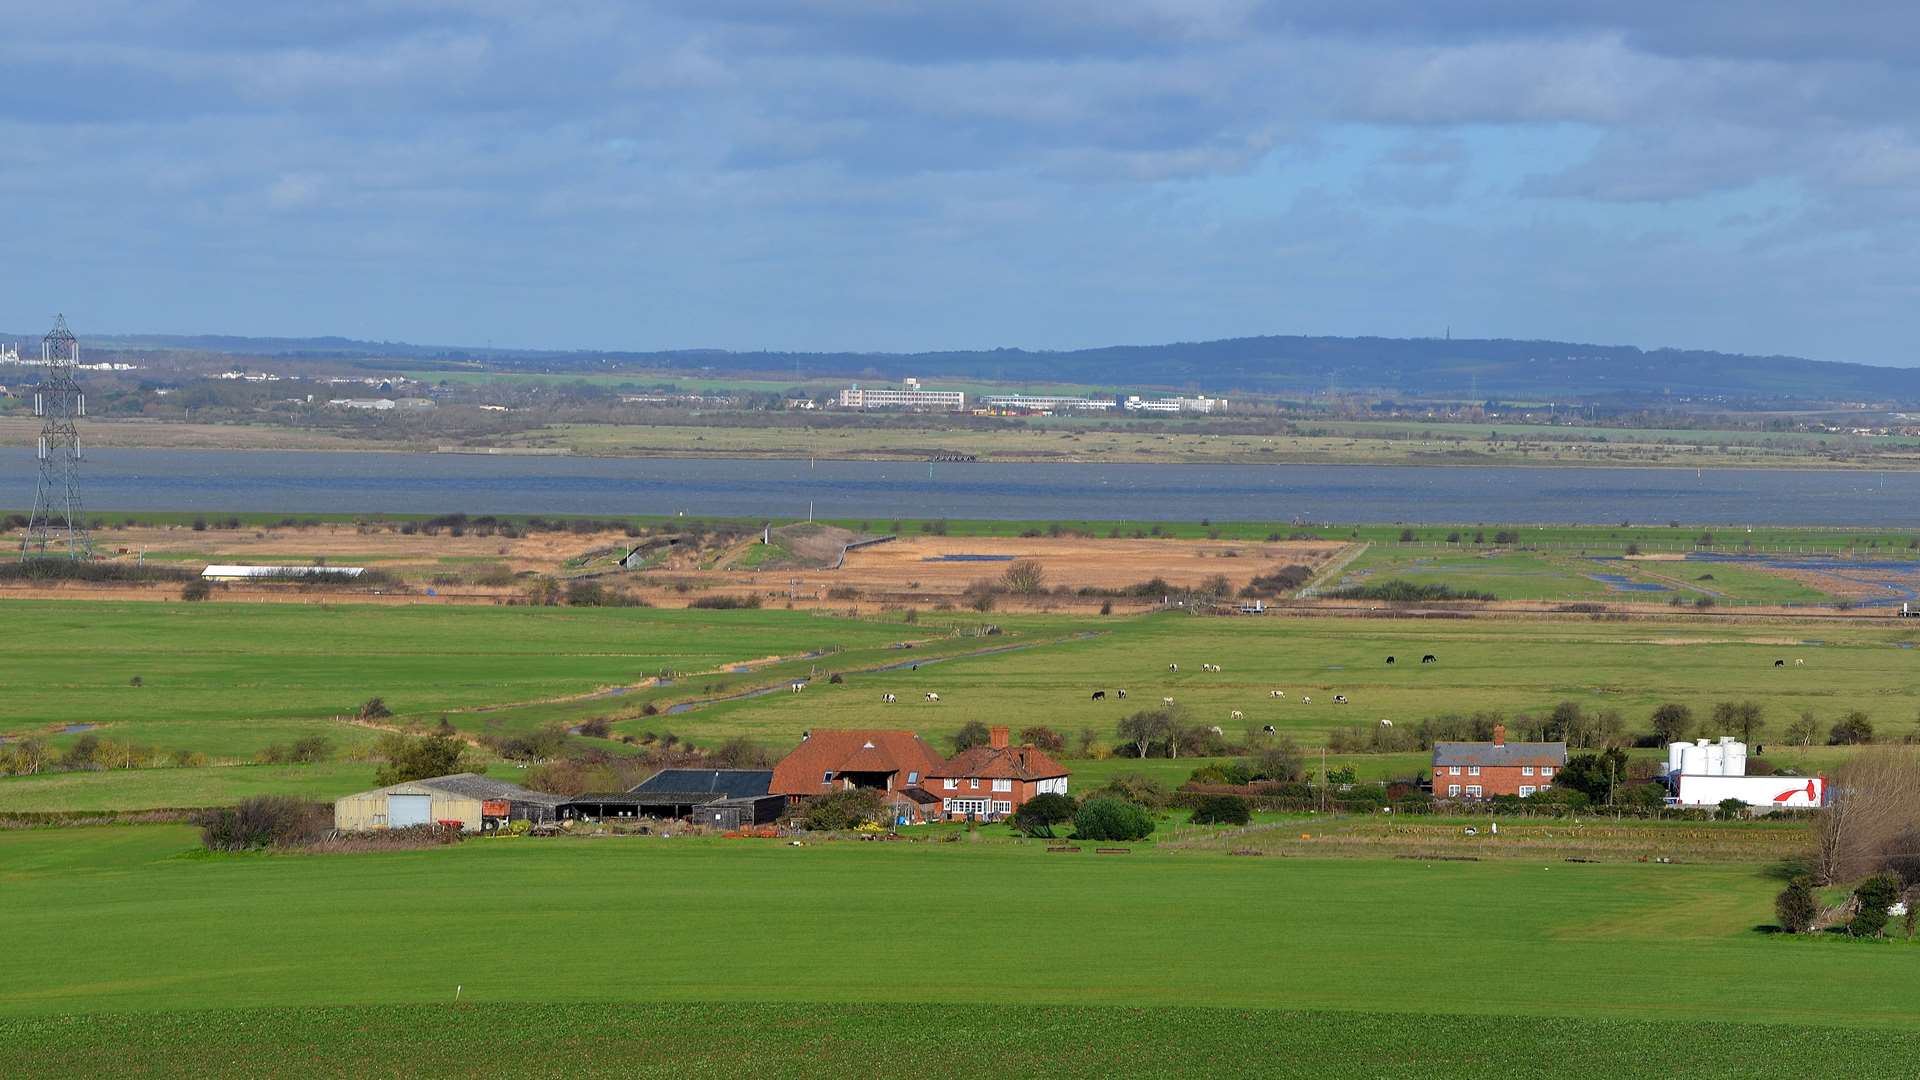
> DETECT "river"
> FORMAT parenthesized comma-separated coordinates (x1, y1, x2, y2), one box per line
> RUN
(9, 449, 1920, 526)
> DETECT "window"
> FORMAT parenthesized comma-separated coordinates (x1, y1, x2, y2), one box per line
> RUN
(1518, 786, 1536, 798)
(907, 771, 919, 784)
(1466, 785, 1483, 798)
(1541, 766, 1555, 777)
(943, 778, 957, 790)
(1467, 766, 1480, 776)
(1521, 766, 1534, 776)
(991, 800, 1012, 814)
(992, 779, 1012, 792)
(970, 778, 980, 789)
(1448, 766, 1461, 776)
(822, 770, 834, 783)
(1447, 784, 1461, 797)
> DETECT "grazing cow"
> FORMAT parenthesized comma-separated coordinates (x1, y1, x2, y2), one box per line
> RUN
(1795, 658, 1805, 666)
(790, 682, 805, 693)
(1270, 689, 1286, 698)
(1333, 694, 1349, 704)
(1116, 689, 1127, 699)
(1300, 696, 1312, 704)
(924, 692, 941, 702)
(1421, 655, 1436, 664)
(882, 693, 896, 704)
(1262, 724, 1276, 734)
(1386, 656, 1396, 665)
(1091, 690, 1106, 701)
(1229, 710, 1244, 721)
(1774, 659, 1785, 667)
(1207, 725, 1225, 736)
(1162, 696, 1176, 706)
(1379, 719, 1394, 728)
(1169, 663, 1179, 672)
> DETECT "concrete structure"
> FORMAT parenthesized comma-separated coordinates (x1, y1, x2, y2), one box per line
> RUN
(1431, 725, 1566, 799)
(333, 773, 564, 833)
(923, 725, 1070, 821)
(201, 564, 365, 581)
(836, 378, 966, 412)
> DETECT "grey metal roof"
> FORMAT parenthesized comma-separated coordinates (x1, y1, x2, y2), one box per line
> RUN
(1432, 742, 1568, 768)
(629, 768, 773, 800)
(407, 773, 567, 806)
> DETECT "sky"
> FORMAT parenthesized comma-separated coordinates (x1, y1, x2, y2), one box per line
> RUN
(3, 2, 1918, 364)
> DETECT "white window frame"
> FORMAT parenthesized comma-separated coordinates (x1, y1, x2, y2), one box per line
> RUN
(970, 778, 980, 789)
(907, 771, 919, 784)
(1468, 766, 1481, 776)
(822, 770, 834, 783)
(991, 778, 1013, 793)
(1541, 766, 1554, 777)
(1518, 786, 1536, 798)
(991, 800, 1012, 814)
(1521, 766, 1534, 776)
(1447, 784, 1461, 797)
(1448, 766, 1461, 776)
(1466, 785, 1483, 798)
(943, 778, 957, 790)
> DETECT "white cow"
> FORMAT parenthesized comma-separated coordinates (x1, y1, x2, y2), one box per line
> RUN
(1162, 696, 1176, 706)
(1229, 710, 1244, 722)
(882, 693, 896, 703)
(1269, 689, 1286, 698)
(924, 692, 941, 702)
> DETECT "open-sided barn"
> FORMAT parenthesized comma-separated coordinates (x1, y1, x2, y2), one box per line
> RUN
(559, 768, 785, 828)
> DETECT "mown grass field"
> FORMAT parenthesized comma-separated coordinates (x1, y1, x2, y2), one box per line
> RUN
(2, 825, 1917, 1077)
(1334, 547, 1839, 605)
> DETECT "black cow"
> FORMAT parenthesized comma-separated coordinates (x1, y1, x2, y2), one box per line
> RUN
(1091, 690, 1106, 700)
(1386, 656, 1396, 665)
(1421, 655, 1437, 664)
(1262, 724, 1276, 734)
(1116, 689, 1127, 699)
(1774, 659, 1785, 667)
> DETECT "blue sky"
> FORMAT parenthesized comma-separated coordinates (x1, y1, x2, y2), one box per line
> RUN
(4, 2, 1918, 364)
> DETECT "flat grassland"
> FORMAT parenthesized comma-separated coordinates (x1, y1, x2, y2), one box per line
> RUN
(4, 600, 1917, 813)
(1, 825, 1916, 1078)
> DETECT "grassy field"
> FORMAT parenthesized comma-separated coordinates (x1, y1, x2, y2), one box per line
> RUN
(2, 824, 1917, 1077)
(1332, 547, 1840, 605)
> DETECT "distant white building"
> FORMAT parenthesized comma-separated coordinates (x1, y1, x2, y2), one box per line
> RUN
(837, 377, 966, 411)
(1664, 737, 1826, 809)
(982, 393, 1117, 413)
(1125, 395, 1227, 414)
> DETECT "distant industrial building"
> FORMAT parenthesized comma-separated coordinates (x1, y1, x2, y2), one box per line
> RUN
(1124, 394, 1227, 414)
(981, 393, 1117, 413)
(836, 378, 966, 411)
(200, 565, 366, 581)
(1663, 737, 1826, 809)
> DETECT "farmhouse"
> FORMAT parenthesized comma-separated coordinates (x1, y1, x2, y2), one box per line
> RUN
(559, 768, 787, 828)
(1431, 725, 1565, 799)
(924, 725, 1070, 820)
(333, 773, 564, 833)
(771, 729, 947, 798)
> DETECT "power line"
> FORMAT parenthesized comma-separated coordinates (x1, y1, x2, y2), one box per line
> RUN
(23, 314, 92, 560)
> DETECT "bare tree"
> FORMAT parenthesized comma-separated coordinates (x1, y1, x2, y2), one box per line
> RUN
(1786, 710, 1819, 748)
(1001, 560, 1046, 596)
(1116, 708, 1175, 759)
(1814, 748, 1920, 885)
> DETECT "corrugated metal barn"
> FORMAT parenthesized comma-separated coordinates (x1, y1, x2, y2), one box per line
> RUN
(559, 768, 785, 827)
(333, 773, 564, 833)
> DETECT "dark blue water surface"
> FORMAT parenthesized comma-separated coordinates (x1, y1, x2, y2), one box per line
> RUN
(14, 449, 1920, 526)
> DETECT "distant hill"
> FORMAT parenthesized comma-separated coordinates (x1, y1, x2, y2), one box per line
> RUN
(13, 330, 1920, 404)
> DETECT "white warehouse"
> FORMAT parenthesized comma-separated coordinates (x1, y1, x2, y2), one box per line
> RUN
(1664, 737, 1825, 809)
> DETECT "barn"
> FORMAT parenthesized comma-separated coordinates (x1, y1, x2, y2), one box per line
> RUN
(559, 768, 785, 828)
(333, 773, 564, 833)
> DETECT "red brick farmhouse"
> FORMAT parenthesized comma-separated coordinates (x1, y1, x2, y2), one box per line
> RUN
(1431, 725, 1566, 799)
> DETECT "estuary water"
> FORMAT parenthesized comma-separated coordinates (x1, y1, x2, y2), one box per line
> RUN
(9, 449, 1920, 526)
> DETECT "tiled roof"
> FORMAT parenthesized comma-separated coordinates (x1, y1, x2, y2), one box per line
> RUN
(1432, 742, 1568, 768)
(770, 730, 948, 796)
(931, 744, 1070, 782)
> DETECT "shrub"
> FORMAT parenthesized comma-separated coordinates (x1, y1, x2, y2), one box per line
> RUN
(198, 795, 327, 852)
(1324, 580, 1495, 602)
(1001, 560, 1046, 595)
(802, 788, 887, 831)
(1073, 797, 1154, 842)
(1019, 726, 1066, 753)
(1009, 793, 1078, 838)
(1188, 794, 1252, 827)
(709, 736, 775, 769)
(952, 721, 993, 754)
(1088, 773, 1171, 809)
(372, 732, 479, 786)
(688, 594, 762, 610)
(1775, 876, 1818, 933)
(1851, 874, 1902, 937)
(181, 579, 212, 602)
(357, 697, 392, 721)
(575, 717, 613, 739)
(1830, 711, 1875, 745)
(1717, 797, 1748, 821)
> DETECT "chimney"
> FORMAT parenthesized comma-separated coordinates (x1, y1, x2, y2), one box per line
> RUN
(989, 725, 1009, 749)
(1492, 723, 1506, 747)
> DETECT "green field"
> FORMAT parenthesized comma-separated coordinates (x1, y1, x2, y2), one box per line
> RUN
(1332, 547, 1840, 605)
(2, 825, 1917, 1077)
